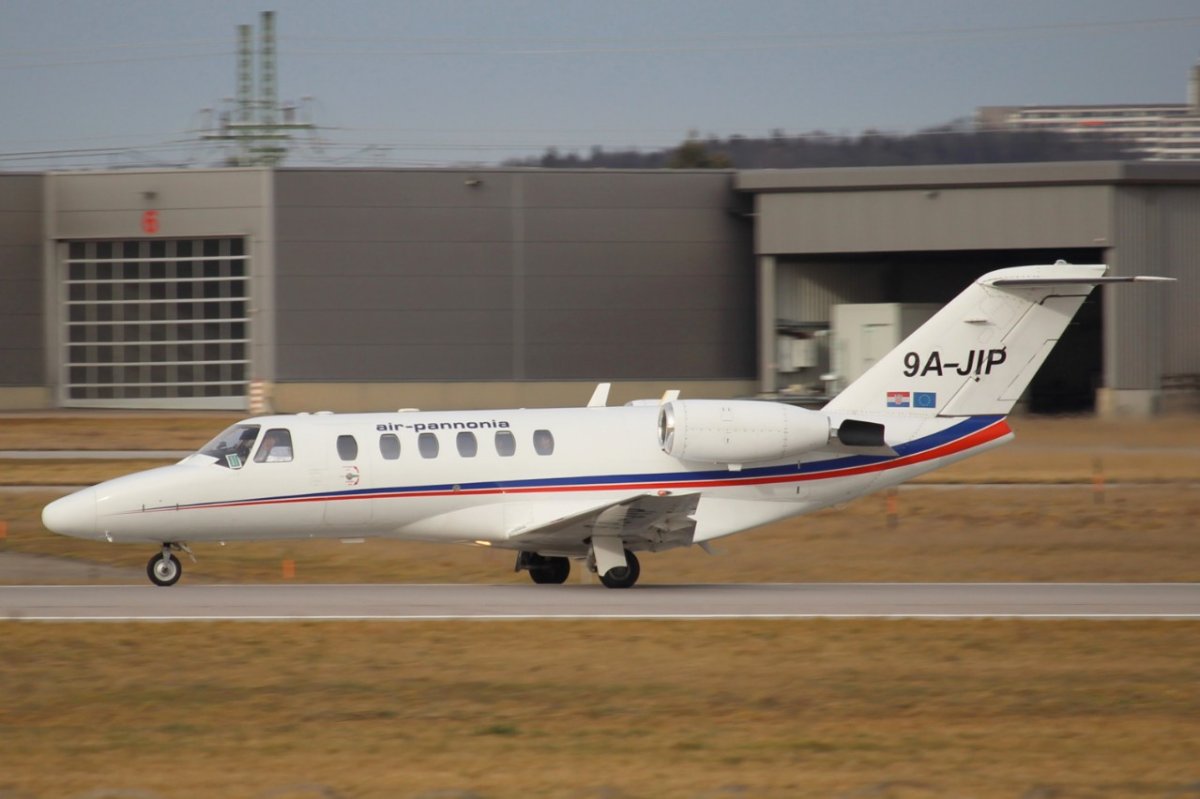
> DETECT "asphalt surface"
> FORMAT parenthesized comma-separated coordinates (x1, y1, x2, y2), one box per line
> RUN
(2, 582, 1197, 621)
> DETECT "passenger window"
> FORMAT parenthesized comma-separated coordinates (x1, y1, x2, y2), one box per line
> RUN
(254, 428, 294, 463)
(379, 433, 400, 460)
(336, 435, 358, 461)
(456, 431, 478, 457)
(495, 430, 516, 457)
(418, 432, 439, 459)
(533, 429, 555, 456)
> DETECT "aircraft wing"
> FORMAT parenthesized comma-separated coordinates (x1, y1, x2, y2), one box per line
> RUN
(507, 492, 700, 556)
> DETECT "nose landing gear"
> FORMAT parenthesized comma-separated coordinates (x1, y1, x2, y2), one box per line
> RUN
(147, 543, 193, 587)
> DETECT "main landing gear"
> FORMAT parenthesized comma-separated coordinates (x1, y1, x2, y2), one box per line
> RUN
(515, 545, 642, 589)
(515, 552, 571, 585)
(597, 550, 640, 589)
(147, 543, 193, 587)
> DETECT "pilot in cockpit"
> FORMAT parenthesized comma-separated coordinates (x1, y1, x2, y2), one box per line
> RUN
(254, 429, 294, 463)
(235, 429, 258, 463)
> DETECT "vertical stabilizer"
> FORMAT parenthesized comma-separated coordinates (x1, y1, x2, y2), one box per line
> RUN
(823, 263, 1110, 417)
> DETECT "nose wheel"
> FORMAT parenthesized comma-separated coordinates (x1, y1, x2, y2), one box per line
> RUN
(146, 543, 191, 587)
(147, 553, 182, 587)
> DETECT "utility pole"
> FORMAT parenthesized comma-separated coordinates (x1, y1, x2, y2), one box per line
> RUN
(203, 10, 314, 166)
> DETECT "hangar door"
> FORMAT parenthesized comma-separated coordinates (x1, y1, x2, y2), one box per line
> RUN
(59, 238, 249, 408)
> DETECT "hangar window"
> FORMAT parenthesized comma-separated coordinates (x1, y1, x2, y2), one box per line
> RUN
(494, 430, 516, 457)
(379, 434, 401, 460)
(456, 431, 478, 458)
(418, 432, 440, 459)
(533, 429, 555, 456)
(60, 237, 250, 409)
(336, 435, 358, 461)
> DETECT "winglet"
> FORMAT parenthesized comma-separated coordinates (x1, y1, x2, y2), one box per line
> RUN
(587, 383, 611, 408)
(661, 389, 680, 404)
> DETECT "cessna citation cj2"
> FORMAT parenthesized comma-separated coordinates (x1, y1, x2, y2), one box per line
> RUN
(43, 262, 1170, 588)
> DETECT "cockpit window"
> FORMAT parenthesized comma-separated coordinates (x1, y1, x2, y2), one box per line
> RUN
(199, 423, 260, 469)
(254, 428, 294, 463)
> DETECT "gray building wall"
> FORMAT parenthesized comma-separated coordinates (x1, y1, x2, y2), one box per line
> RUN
(273, 169, 755, 385)
(0, 174, 44, 404)
(1107, 185, 1200, 400)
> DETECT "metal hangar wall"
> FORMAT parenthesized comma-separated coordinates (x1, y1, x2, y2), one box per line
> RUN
(270, 168, 757, 410)
(14, 167, 756, 413)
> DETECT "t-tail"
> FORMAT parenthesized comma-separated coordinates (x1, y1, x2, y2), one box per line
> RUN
(823, 261, 1170, 419)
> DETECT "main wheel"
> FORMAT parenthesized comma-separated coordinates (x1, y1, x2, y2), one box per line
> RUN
(147, 553, 182, 587)
(529, 556, 570, 584)
(599, 550, 640, 589)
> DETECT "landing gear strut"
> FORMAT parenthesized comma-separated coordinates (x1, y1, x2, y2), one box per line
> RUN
(147, 543, 192, 587)
(515, 552, 571, 585)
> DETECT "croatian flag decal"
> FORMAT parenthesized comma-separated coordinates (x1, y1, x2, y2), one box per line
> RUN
(886, 391, 911, 408)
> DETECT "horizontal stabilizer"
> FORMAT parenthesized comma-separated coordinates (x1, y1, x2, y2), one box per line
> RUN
(989, 276, 1175, 287)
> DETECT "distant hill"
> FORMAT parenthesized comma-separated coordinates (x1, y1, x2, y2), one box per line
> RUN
(505, 124, 1132, 169)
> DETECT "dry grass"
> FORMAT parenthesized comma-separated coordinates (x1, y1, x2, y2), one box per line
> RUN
(0, 458, 175, 485)
(0, 413, 241, 450)
(1, 620, 1197, 798)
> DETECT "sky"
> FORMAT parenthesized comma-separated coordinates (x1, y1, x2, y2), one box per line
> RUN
(2, 0, 1200, 170)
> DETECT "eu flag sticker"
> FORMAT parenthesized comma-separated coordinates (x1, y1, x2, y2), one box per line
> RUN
(914, 391, 937, 408)
(886, 391, 910, 408)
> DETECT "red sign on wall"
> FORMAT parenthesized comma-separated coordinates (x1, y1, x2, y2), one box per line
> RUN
(141, 210, 159, 234)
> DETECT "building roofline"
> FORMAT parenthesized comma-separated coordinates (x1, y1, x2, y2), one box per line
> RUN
(734, 161, 1200, 193)
(978, 103, 1186, 111)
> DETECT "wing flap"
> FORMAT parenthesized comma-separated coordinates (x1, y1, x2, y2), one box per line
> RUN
(508, 492, 700, 556)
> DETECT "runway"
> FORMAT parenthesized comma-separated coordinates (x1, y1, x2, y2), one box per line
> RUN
(2, 582, 1198, 621)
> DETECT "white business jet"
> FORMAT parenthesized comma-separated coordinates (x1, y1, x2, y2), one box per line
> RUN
(42, 262, 1169, 588)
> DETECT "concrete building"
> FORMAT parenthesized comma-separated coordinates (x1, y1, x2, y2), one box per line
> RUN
(977, 63, 1200, 161)
(1, 162, 1196, 417)
(2, 167, 756, 412)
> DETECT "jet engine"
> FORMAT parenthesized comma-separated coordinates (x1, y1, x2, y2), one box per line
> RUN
(657, 400, 833, 465)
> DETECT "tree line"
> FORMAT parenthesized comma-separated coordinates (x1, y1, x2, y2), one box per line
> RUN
(505, 124, 1132, 169)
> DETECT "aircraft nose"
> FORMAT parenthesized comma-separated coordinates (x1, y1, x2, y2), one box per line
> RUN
(42, 487, 98, 539)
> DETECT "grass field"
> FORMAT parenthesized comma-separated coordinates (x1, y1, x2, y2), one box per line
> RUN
(2, 620, 1198, 799)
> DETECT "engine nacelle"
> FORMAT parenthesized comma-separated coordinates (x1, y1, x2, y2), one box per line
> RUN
(657, 400, 831, 465)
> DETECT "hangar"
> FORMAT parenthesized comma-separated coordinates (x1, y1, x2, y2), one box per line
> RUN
(0, 161, 1195, 416)
(738, 162, 1199, 416)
